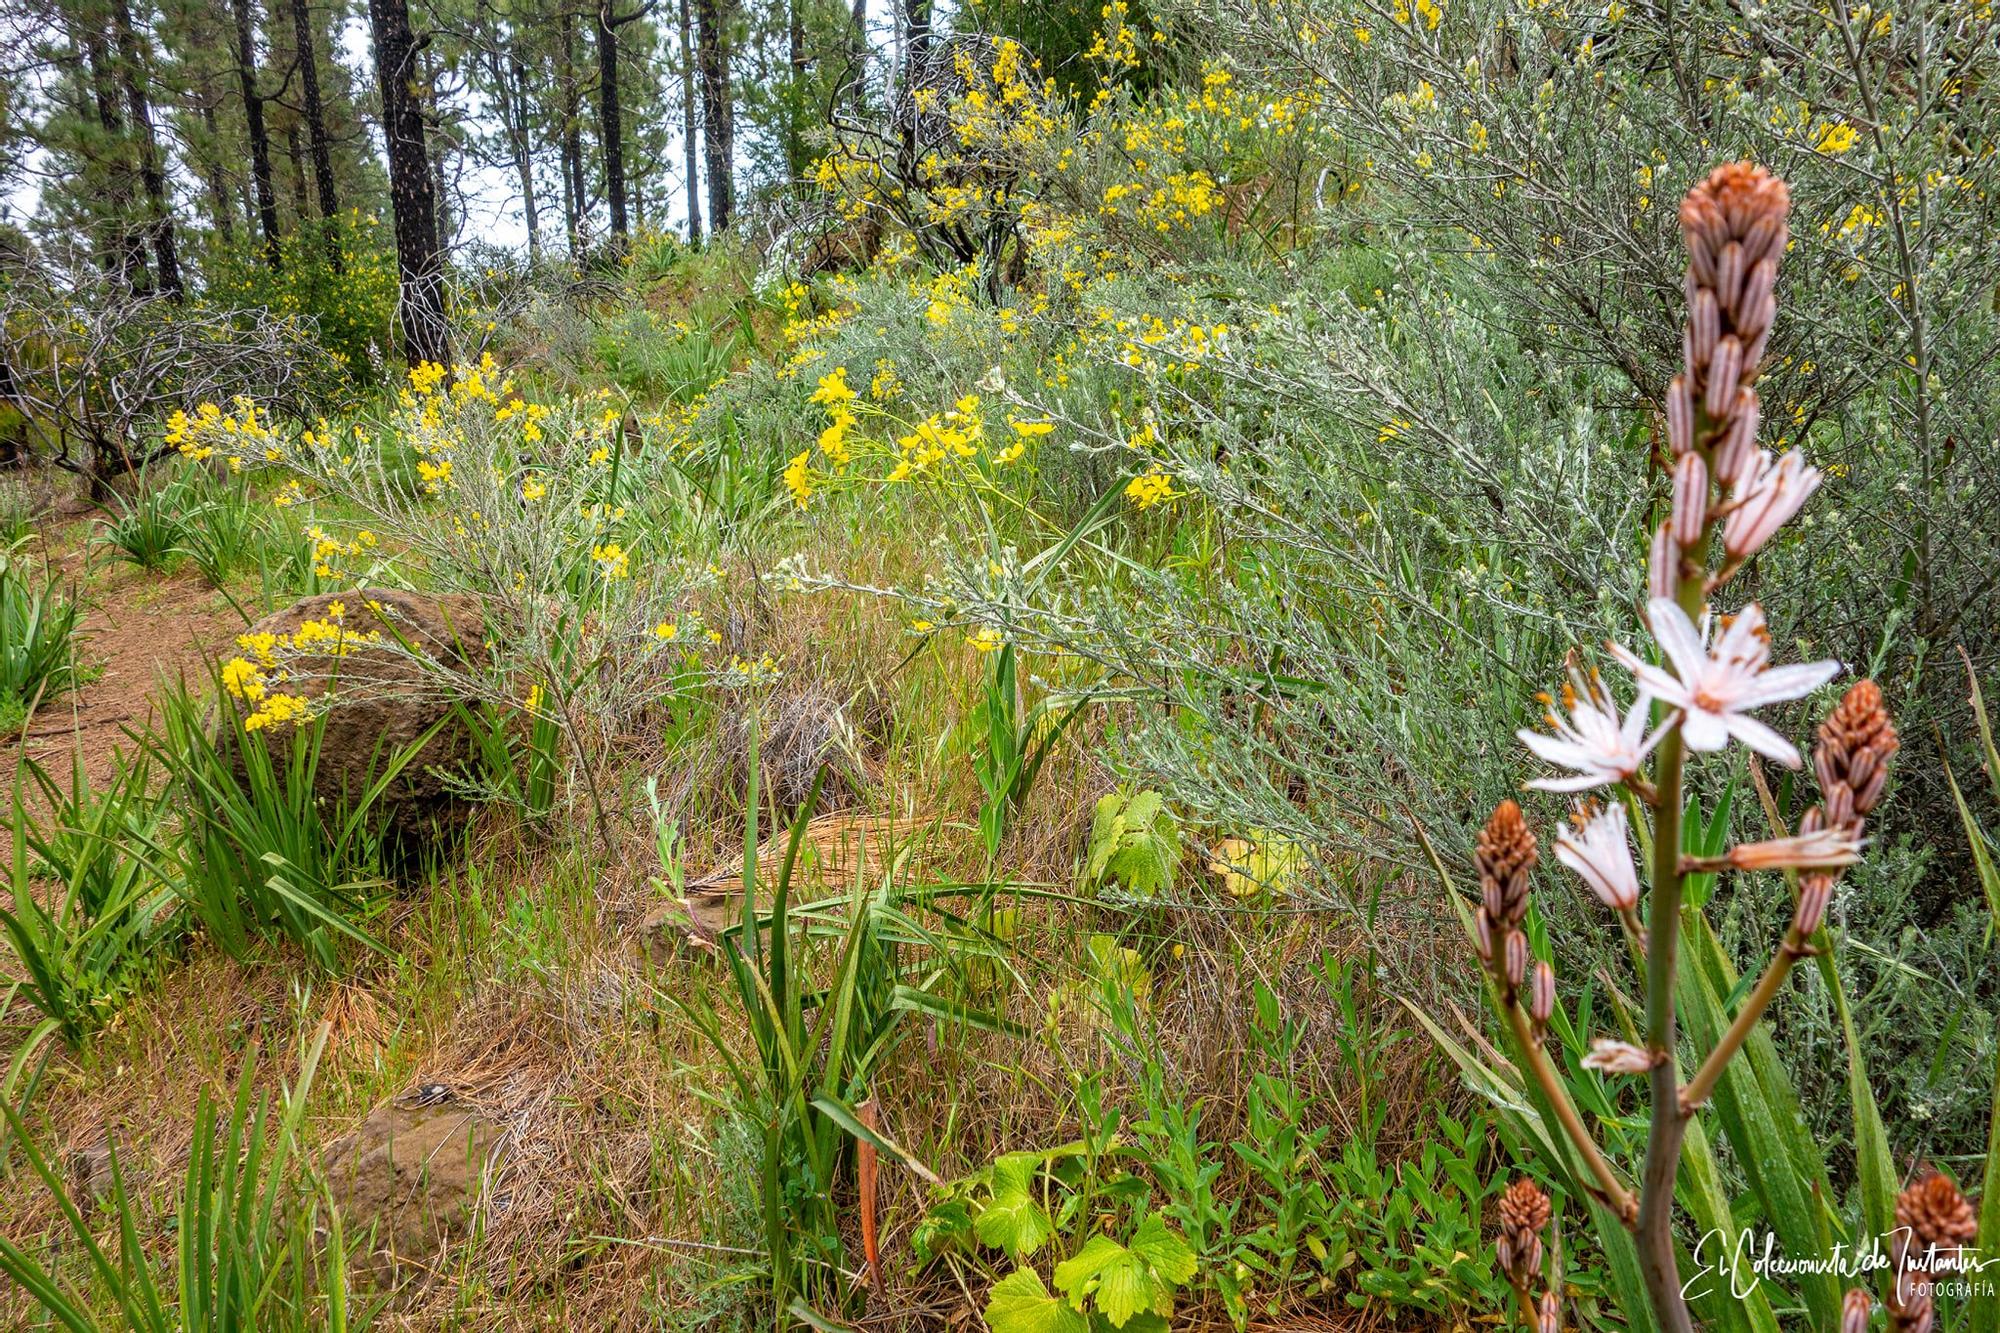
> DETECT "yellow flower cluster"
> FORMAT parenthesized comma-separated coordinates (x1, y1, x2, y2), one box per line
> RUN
(166, 397, 276, 467)
(306, 525, 378, 580)
(1124, 468, 1181, 510)
(219, 602, 380, 732)
(809, 367, 859, 465)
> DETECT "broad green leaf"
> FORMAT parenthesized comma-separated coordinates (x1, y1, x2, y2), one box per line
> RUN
(1125, 1216, 1197, 1286)
(1083, 790, 1179, 898)
(1678, 910, 1838, 1326)
(1050, 1218, 1193, 1328)
(1814, 946, 1897, 1251)
(976, 1153, 1056, 1260)
(1053, 1234, 1128, 1304)
(985, 1268, 1088, 1333)
(1095, 1261, 1154, 1328)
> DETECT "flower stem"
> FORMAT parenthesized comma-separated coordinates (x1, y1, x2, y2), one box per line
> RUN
(1680, 930, 1806, 1113)
(1635, 720, 1694, 1332)
(1503, 1001, 1638, 1223)
(1634, 565, 1708, 1333)
(1511, 1281, 1539, 1331)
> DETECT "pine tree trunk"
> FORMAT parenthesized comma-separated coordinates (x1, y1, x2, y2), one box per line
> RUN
(900, 0, 929, 167)
(694, 0, 732, 231)
(559, 8, 583, 247)
(233, 0, 283, 270)
(850, 0, 867, 110)
(199, 99, 236, 246)
(596, 2, 628, 243)
(366, 0, 450, 367)
(507, 46, 540, 262)
(289, 0, 343, 271)
(79, 26, 148, 290)
(679, 0, 703, 244)
(108, 0, 181, 300)
(284, 122, 310, 226)
(787, 0, 804, 175)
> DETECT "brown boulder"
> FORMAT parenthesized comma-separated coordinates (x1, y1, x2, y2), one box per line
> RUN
(321, 1092, 507, 1287)
(226, 588, 485, 829)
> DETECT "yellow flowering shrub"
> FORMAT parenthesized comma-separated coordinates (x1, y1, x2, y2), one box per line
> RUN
(177, 355, 725, 807)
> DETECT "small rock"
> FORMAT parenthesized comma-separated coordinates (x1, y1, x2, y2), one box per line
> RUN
(320, 1095, 507, 1287)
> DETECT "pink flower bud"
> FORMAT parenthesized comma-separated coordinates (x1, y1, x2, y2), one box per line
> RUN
(1665, 374, 1694, 456)
(1706, 336, 1743, 417)
(1794, 873, 1833, 937)
(1742, 213, 1787, 269)
(1715, 389, 1760, 488)
(1690, 289, 1719, 367)
(1649, 520, 1677, 600)
(1529, 962, 1556, 1026)
(1715, 241, 1745, 319)
(1672, 452, 1708, 548)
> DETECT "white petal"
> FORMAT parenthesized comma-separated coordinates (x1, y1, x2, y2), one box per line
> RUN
(1527, 772, 1612, 793)
(1619, 692, 1654, 748)
(1645, 598, 1709, 681)
(1611, 642, 1692, 706)
(1734, 658, 1841, 708)
(1680, 708, 1730, 751)
(1517, 728, 1581, 763)
(1725, 714, 1803, 767)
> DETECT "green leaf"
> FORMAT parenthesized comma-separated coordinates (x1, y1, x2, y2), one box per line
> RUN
(1679, 911, 1836, 1326)
(986, 1268, 1089, 1333)
(1085, 795, 1126, 884)
(1095, 1261, 1154, 1328)
(1980, 1032, 2000, 1333)
(1952, 652, 2000, 1333)
(1051, 1234, 1126, 1298)
(1125, 1215, 1197, 1286)
(976, 1153, 1056, 1260)
(1082, 790, 1180, 898)
(1049, 1218, 1193, 1327)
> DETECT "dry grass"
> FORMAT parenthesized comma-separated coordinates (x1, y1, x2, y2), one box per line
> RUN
(0, 491, 1469, 1333)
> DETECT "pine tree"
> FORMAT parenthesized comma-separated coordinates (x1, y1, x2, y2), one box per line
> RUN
(367, 0, 450, 365)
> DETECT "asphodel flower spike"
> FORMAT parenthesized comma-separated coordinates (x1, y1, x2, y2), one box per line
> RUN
(1471, 161, 1923, 1333)
(1660, 161, 1795, 602)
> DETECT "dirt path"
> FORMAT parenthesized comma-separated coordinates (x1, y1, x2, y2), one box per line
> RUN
(16, 560, 242, 797)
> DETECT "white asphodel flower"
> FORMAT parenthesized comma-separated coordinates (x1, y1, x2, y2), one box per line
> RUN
(1724, 449, 1822, 561)
(1555, 802, 1641, 910)
(1611, 599, 1839, 766)
(1517, 659, 1663, 792)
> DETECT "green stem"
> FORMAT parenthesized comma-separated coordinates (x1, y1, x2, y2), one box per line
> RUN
(1636, 723, 1694, 1332)
(1634, 566, 1709, 1332)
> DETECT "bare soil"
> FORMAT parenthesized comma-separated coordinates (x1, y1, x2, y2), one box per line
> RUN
(17, 560, 241, 797)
